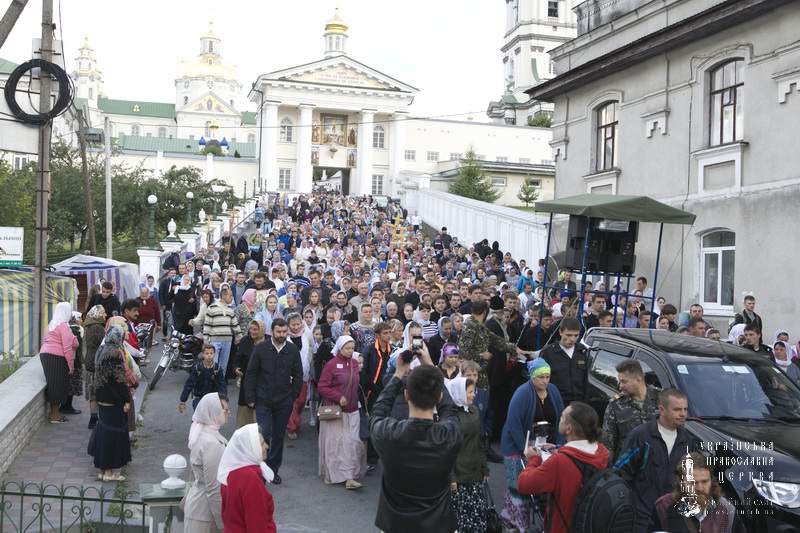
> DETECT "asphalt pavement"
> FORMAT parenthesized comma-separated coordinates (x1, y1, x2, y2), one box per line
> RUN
(135, 360, 509, 532)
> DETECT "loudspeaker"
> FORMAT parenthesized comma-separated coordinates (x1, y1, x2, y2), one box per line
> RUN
(563, 216, 638, 274)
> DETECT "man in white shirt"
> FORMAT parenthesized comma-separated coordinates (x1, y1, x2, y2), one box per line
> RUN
(615, 389, 701, 533)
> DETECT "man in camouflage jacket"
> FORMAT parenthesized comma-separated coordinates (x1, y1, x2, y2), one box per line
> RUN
(600, 359, 660, 464)
(458, 300, 519, 388)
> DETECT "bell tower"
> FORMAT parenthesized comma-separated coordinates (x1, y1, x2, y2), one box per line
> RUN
(323, 8, 349, 58)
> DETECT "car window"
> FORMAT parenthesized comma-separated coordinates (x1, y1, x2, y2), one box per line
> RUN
(634, 351, 664, 389)
(676, 361, 800, 419)
(591, 343, 661, 391)
(590, 342, 632, 390)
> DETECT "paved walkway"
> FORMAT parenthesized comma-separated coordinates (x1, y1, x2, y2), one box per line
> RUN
(3, 360, 509, 532)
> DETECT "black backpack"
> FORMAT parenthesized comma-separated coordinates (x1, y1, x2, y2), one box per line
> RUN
(552, 454, 634, 533)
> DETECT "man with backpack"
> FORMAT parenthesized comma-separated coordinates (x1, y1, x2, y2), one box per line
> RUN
(615, 388, 700, 533)
(516, 402, 611, 533)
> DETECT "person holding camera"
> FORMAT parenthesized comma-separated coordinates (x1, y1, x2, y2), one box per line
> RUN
(370, 340, 463, 533)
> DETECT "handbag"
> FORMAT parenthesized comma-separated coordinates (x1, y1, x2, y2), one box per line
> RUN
(483, 479, 502, 533)
(316, 359, 355, 422)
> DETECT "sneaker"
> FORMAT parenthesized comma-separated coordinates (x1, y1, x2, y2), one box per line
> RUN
(272, 474, 282, 485)
(345, 479, 363, 490)
(60, 407, 82, 415)
(287, 432, 298, 440)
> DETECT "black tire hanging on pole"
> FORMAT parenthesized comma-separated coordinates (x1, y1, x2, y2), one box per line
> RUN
(4, 59, 73, 125)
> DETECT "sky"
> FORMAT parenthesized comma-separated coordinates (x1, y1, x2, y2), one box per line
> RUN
(1, 0, 506, 120)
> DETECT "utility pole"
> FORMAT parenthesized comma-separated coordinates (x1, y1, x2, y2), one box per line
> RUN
(104, 116, 112, 258)
(0, 0, 30, 49)
(77, 109, 96, 254)
(32, 0, 53, 348)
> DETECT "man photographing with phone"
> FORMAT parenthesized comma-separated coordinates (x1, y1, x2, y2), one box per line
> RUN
(370, 340, 463, 533)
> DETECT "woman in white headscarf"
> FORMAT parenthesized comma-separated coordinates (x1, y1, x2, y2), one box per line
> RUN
(184, 393, 229, 533)
(773, 341, 800, 385)
(728, 323, 747, 345)
(39, 301, 79, 423)
(316, 335, 367, 490)
(444, 376, 489, 533)
(218, 424, 276, 533)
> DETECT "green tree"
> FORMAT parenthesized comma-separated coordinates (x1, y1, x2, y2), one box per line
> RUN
(517, 179, 540, 207)
(528, 114, 552, 128)
(448, 149, 499, 203)
(5, 143, 239, 262)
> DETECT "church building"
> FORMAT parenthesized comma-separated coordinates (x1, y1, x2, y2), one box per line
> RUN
(57, 10, 556, 204)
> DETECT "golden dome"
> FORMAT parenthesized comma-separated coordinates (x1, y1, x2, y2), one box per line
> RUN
(325, 8, 348, 34)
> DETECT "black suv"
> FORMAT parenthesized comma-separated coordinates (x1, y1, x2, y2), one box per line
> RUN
(584, 328, 800, 532)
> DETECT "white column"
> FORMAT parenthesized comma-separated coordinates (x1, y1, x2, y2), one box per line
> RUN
(204, 153, 214, 181)
(389, 110, 408, 196)
(296, 104, 314, 193)
(259, 100, 280, 192)
(137, 248, 163, 280)
(356, 109, 375, 196)
(155, 150, 164, 176)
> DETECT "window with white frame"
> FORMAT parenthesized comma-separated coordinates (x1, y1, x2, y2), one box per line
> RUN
(519, 157, 531, 164)
(427, 151, 439, 162)
(526, 178, 541, 187)
(247, 133, 256, 144)
(548, 0, 559, 17)
(490, 176, 507, 187)
(709, 59, 744, 147)
(596, 101, 619, 171)
(13, 155, 29, 170)
(404, 150, 416, 161)
(496, 156, 508, 163)
(279, 118, 294, 143)
(700, 230, 735, 309)
(131, 124, 140, 136)
(158, 127, 167, 138)
(371, 174, 384, 195)
(205, 121, 212, 138)
(373, 125, 385, 149)
(449, 152, 462, 161)
(278, 168, 292, 190)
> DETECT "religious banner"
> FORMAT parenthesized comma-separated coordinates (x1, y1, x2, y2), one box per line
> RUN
(347, 149, 357, 168)
(311, 146, 320, 166)
(312, 123, 321, 144)
(348, 127, 357, 146)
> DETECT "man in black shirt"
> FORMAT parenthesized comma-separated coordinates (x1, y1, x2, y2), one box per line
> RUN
(245, 318, 302, 485)
(539, 318, 589, 406)
(86, 281, 121, 318)
(371, 353, 462, 533)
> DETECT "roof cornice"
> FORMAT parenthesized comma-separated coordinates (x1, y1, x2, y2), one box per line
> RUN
(527, 0, 792, 101)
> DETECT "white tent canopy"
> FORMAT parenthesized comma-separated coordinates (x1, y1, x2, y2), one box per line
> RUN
(52, 254, 141, 302)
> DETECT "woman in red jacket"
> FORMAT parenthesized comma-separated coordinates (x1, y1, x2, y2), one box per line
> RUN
(218, 423, 277, 533)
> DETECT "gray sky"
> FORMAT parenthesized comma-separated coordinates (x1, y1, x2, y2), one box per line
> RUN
(1, 0, 505, 120)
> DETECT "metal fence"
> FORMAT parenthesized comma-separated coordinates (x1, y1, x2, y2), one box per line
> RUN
(0, 482, 148, 532)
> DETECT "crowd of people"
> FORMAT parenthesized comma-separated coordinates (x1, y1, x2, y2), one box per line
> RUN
(35, 190, 800, 532)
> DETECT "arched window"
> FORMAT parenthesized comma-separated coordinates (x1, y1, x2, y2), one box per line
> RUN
(205, 121, 212, 137)
(700, 230, 735, 308)
(247, 133, 256, 144)
(596, 101, 619, 171)
(279, 118, 294, 142)
(373, 125, 385, 149)
(158, 127, 166, 138)
(709, 59, 744, 146)
(131, 124, 140, 136)
(208, 41, 214, 54)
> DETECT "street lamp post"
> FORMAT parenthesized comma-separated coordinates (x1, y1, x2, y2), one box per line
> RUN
(147, 194, 158, 248)
(185, 191, 194, 230)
